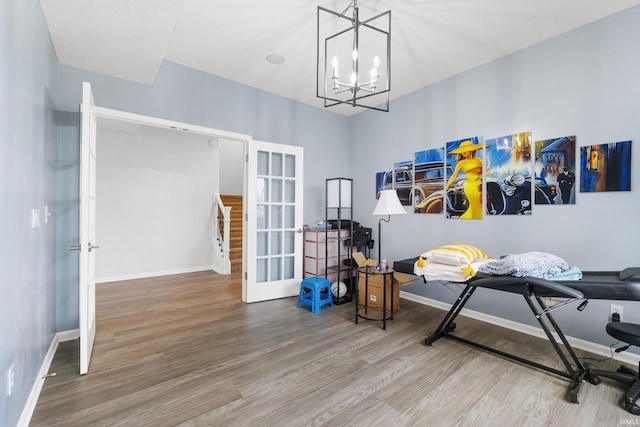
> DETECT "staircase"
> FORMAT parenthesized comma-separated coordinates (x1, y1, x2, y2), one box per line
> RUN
(220, 194, 243, 272)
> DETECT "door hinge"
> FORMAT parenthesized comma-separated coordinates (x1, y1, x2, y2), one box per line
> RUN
(245, 154, 249, 162)
(244, 272, 247, 280)
(245, 213, 248, 221)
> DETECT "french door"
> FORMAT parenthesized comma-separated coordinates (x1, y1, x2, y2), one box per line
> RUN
(79, 82, 98, 374)
(244, 141, 304, 302)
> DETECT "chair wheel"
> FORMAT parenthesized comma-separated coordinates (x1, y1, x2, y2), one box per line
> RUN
(625, 402, 640, 416)
(586, 374, 601, 385)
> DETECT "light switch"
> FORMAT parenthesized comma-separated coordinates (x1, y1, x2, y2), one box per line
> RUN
(31, 208, 40, 229)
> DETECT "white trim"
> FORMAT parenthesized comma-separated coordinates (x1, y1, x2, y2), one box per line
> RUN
(18, 330, 80, 426)
(96, 266, 214, 284)
(94, 106, 251, 142)
(400, 290, 640, 366)
(57, 329, 80, 342)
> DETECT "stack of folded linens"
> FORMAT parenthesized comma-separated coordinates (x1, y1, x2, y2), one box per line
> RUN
(414, 244, 492, 282)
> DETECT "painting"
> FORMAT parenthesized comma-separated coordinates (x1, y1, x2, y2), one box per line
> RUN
(375, 171, 386, 199)
(393, 160, 414, 206)
(445, 137, 483, 219)
(413, 148, 446, 214)
(580, 141, 632, 192)
(534, 135, 576, 204)
(485, 131, 533, 215)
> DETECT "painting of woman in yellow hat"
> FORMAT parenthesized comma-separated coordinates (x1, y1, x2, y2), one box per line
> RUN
(446, 138, 484, 219)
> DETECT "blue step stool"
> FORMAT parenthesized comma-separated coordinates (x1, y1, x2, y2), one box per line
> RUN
(296, 277, 334, 314)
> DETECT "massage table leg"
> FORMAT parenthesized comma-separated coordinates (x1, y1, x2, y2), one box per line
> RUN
(425, 284, 476, 346)
(423, 284, 597, 403)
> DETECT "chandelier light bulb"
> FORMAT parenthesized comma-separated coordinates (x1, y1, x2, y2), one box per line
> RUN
(352, 49, 358, 61)
(350, 72, 357, 85)
(373, 55, 380, 67)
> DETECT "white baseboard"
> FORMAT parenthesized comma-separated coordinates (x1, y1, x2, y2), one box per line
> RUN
(400, 290, 640, 366)
(96, 266, 214, 283)
(57, 329, 79, 342)
(17, 329, 75, 427)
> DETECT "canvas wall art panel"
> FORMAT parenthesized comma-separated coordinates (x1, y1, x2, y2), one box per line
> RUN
(445, 137, 483, 219)
(413, 148, 446, 214)
(580, 141, 632, 192)
(534, 135, 576, 204)
(485, 131, 533, 215)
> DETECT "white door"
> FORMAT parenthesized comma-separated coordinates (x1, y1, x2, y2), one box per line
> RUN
(244, 141, 304, 302)
(79, 82, 98, 374)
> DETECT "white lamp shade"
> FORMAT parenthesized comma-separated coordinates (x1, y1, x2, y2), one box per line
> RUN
(327, 178, 352, 208)
(373, 190, 407, 215)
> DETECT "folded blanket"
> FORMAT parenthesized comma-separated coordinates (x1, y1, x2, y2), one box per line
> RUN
(551, 266, 583, 280)
(477, 252, 569, 279)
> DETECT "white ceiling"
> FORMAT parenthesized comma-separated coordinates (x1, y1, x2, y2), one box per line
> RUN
(41, 0, 640, 116)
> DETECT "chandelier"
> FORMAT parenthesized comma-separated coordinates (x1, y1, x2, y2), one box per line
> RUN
(316, 1, 391, 112)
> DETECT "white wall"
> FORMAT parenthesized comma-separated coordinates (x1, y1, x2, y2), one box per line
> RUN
(96, 123, 219, 281)
(218, 138, 244, 195)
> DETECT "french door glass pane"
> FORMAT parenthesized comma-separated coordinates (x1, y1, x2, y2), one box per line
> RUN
(271, 231, 282, 255)
(257, 205, 268, 229)
(271, 205, 282, 228)
(270, 258, 282, 281)
(258, 151, 269, 175)
(272, 178, 282, 203)
(285, 154, 295, 178)
(284, 206, 294, 228)
(257, 259, 268, 283)
(272, 153, 283, 176)
(284, 179, 295, 203)
(257, 177, 268, 203)
(284, 256, 294, 279)
(284, 231, 294, 254)
(257, 231, 268, 256)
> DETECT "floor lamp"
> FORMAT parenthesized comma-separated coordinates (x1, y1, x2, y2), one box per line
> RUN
(372, 189, 406, 266)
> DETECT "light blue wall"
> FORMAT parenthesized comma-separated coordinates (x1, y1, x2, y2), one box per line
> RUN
(349, 6, 640, 349)
(51, 60, 351, 225)
(0, 1, 58, 425)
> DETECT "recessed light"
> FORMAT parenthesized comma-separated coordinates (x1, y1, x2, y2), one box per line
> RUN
(266, 53, 285, 65)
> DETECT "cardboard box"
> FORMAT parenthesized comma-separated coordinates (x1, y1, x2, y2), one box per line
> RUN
(353, 252, 412, 312)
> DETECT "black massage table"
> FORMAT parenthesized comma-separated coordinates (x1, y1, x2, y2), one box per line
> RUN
(393, 258, 640, 404)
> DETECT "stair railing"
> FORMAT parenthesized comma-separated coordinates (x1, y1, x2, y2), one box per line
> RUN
(213, 193, 232, 274)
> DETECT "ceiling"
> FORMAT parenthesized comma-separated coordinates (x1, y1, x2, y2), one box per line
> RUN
(40, 0, 640, 116)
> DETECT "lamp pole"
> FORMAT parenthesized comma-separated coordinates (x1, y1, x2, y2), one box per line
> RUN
(378, 215, 390, 265)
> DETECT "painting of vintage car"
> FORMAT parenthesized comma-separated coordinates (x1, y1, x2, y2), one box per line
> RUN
(419, 173, 556, 217)
(377, 162, 452, 209)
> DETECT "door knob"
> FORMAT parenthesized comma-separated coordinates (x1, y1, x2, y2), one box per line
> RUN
(88, 243, 100, 251)
(70, 244, 81, 251)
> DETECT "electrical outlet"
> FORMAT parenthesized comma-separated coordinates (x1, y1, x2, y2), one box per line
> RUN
(6, 364, 14, 396)
(610, 304, 623, 322)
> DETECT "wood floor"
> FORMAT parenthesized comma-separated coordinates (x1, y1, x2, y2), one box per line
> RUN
(31, 271, 639, 426)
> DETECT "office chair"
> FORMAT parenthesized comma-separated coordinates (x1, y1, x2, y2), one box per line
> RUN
(587, 322, 640, 415)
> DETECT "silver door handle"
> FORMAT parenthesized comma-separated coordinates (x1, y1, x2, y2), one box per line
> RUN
(70, 244, 81, 251)
(88, 243, 100, 251)
(296, 229, 303, 233)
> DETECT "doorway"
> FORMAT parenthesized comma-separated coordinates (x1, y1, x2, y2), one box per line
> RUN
(94, 118, 243, 283)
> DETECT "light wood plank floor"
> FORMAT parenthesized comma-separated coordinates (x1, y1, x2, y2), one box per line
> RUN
(31, 271, 639, 426)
